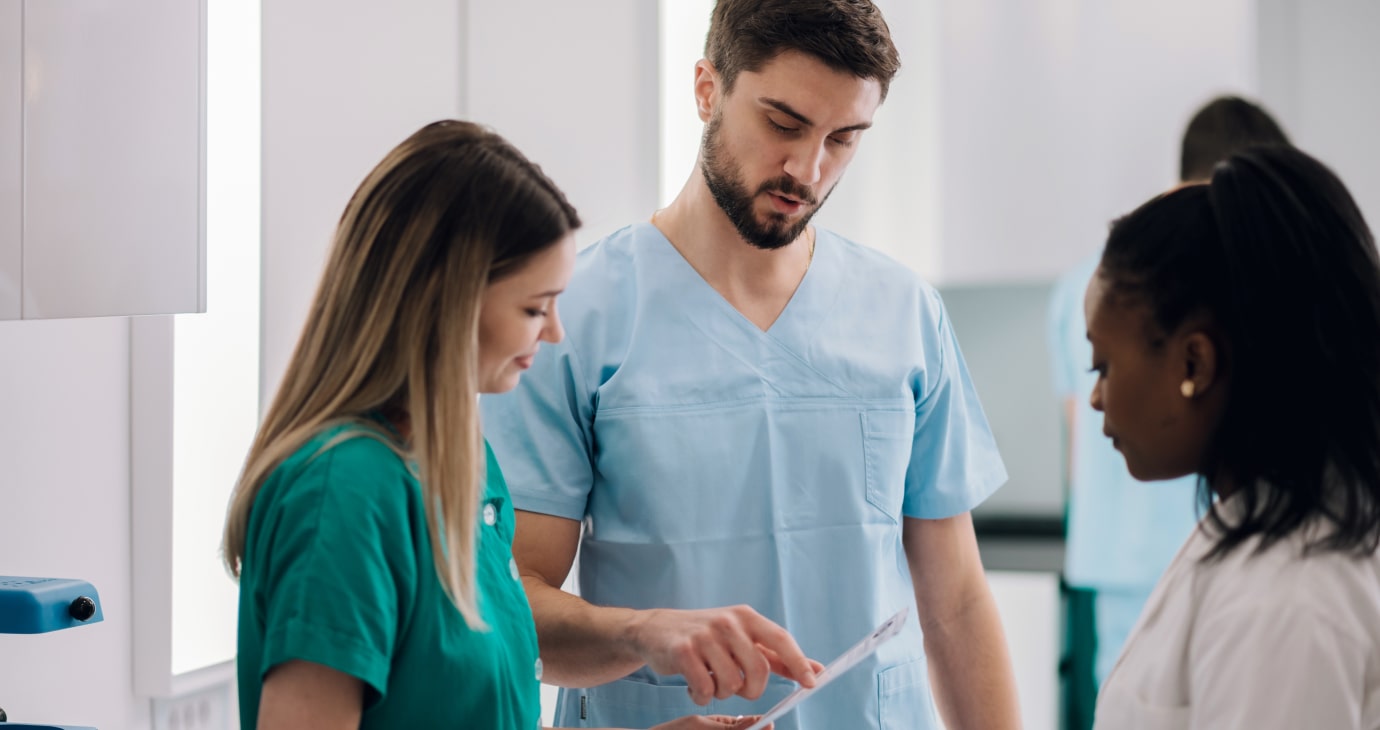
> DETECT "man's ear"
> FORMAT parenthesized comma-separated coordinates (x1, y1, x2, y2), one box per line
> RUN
(693, 59, 720, 123)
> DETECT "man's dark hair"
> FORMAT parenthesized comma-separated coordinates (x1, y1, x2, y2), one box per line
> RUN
(1180, 96, 1290, 182)
(705, 0, 901, 101)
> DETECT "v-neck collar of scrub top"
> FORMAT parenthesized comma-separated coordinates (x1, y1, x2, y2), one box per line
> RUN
(637, 220, 846, 360)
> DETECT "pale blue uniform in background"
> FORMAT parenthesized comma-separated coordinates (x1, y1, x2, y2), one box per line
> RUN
(482, 222, 1007, 730)
(1046, 254, 1200, 684)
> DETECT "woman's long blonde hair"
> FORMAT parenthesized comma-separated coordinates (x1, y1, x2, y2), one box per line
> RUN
(223, 120, 579, 626)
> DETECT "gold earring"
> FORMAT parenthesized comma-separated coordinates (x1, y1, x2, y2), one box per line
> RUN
(1180, 380, 1196, 398)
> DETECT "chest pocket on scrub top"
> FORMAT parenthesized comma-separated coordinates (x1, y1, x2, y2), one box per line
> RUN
(861, 410, 915, 523)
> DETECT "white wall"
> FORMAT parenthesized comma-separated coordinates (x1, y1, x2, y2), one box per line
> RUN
(978, 571, 1061, 730)
(0, 0, 19, 319)
(260, 0, 464, 405)
(0, 317, 152, 729)
(1257, 0, 1380, 228)
(465, 0, 660, 246)
(934, 0, 1256, 285)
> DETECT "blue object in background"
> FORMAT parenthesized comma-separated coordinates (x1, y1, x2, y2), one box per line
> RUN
(1, 576, 102, 730)
(0, 577, 104, 635)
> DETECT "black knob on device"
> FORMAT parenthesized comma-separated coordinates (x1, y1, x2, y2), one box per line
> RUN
(69, 596, 97, 622)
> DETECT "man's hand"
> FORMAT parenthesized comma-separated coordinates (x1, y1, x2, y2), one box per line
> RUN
(628, 605, 822, 705)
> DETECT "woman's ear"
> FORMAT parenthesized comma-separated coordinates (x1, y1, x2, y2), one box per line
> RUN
(1180, 331, 1220, 399)
(693, 59, 719, 123)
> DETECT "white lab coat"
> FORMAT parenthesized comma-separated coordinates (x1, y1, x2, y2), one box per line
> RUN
(1094, 499, 1380, 729)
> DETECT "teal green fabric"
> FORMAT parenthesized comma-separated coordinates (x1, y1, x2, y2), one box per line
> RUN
(236, 424, 541, 729)
(1062, 584, 1098, 730)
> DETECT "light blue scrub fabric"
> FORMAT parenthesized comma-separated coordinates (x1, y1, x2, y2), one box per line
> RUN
(1046, 254, 1200, 674)
(1092, 586, 1154, 685)
(483, 222, 1006, 730)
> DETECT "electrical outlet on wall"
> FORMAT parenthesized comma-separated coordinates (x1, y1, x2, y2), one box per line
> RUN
(152, 682, 233, 730)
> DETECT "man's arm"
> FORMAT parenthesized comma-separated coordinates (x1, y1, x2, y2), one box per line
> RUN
(904, 512, 1021, 729)
(513, 510, 820, 706)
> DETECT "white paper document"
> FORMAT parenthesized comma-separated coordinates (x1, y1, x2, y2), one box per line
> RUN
(744, 606, 910, 730)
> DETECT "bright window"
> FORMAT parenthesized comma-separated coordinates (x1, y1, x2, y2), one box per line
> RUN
(658, 0, 713, 207)
(169, 0, 261, 676)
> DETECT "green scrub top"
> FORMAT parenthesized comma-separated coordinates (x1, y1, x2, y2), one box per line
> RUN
(236, 422, 542, 729)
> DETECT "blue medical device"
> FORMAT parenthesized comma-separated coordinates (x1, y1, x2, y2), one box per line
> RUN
(0, 576, 103, 730)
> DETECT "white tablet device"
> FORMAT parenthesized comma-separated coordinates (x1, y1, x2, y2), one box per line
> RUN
(744, 606, 910, 730)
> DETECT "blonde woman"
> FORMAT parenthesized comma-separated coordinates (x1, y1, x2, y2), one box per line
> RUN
(223, 121, 765, 730)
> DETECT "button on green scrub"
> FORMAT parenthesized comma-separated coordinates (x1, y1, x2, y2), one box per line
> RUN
(236, 424, 540, 729)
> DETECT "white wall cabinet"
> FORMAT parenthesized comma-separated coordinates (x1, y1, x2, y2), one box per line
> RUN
(1, 1, 19, 319)
(1257, 0, 1380, 231)
(1, 0, 204, 320)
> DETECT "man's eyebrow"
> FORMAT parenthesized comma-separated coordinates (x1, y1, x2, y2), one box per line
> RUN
(761, 97, 873, 135)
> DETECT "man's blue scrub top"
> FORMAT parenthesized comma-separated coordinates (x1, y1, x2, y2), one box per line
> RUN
(483, 222, 1007, 730)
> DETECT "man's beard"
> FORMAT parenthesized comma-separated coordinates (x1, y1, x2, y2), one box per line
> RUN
(699, 113, 832, 251)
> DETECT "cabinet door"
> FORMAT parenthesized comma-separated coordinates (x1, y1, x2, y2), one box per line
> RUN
(0, 0, 19, 319)
(1258, 0, 1380, 231)
(23, 0, 203, 319)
